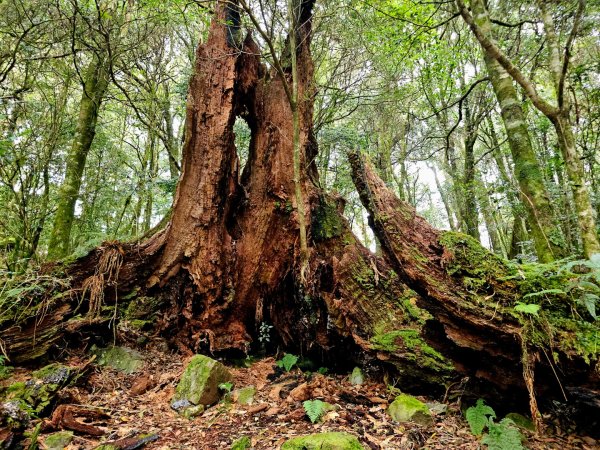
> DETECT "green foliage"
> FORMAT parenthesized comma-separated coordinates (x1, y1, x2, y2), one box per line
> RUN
(218, 382, 233, 393)
(465, 400, 525, 449)
(0, 355, 13, 380)
(562, 254, 600, 319)
(514, 302, 540, 316)
(276, 353, 298, 372)
(481, 418, 525, 450)
(303, 399, 326, 423)
(466, 399, 496, 436)
(231, 436, 251, 450)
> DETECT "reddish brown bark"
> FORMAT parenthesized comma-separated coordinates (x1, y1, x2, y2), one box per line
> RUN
(348, 151, 599, 421)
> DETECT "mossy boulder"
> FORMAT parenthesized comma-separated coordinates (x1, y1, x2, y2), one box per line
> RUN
(388, 394, 433, 426)
(93, 346, 144, 374)
(1, 363, 73, 428)
(171, 355, 232, 412)
(44, 431, 74, 449)
(281, 432, 365, 450)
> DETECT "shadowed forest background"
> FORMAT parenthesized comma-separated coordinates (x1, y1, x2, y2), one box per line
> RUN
(0, 0, 599, 449)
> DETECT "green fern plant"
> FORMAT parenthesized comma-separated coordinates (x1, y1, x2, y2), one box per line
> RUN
(276, 353, 298, 372)
(303, 399, 325, 423)
(482, 418, 525, 450)
(466, 399, 496, 435)
(0, 355, 13, 380)
(465, 400, 525, 450)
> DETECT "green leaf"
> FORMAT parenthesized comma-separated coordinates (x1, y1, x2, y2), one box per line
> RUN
(218, 382, 233, 393)
(572, 281, 600, 294)
(589, 253, 600, 266)
(466, 399, 496, 436)
(303, 399, 325, 423)
(514, 302, 540, 316)
(276, 353, 298, 372)
(481, 418, 525, 450)
(580, 293, 598, 319)
(522, 289, 564, 298)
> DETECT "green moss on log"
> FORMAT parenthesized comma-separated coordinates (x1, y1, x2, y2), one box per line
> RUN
(312, 200, 345, 241)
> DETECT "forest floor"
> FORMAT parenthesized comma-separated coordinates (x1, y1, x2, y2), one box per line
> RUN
(4, 344, 599, 450)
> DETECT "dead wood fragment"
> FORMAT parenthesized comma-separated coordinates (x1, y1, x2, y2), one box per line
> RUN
(47, 405, 108, 436)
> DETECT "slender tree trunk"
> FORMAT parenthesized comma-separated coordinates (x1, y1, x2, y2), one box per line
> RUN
(48, 54, 110, 259)
(476, 176, 505, 256)
(431, 164, 457, 231)
(471, 0, 564, 262)
(462, 133, 481, 241)
(458, 0, 600, 258)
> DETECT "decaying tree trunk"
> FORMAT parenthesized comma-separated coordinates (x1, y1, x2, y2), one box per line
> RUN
(2, 0, 598, 431)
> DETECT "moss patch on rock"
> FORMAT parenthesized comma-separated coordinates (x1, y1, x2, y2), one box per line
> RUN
(44, 431, 74, 450)
(388, 394, 433, 426)
(171, 355, 232, 410)
(1, 364, 73, 428)
(281, 432, 365, 450)
(93, 346, 144, 374)
(232, 386, 256, 405)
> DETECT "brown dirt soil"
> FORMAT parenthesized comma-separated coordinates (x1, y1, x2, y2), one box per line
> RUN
(7, 346, 599, 450)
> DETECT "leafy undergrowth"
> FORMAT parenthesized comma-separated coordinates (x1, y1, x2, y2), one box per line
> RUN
(1, 345, 598, 449)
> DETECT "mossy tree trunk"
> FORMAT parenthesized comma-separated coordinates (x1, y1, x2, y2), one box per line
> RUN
(47, 53, 110, 259)
(457, 0, 600, 259)
(348, 150, 599, 421)
(471, 0, 565, 263)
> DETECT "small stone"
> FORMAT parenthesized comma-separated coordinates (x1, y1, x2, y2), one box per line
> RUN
(94, 346, 144, 374)
(349, 367, 364, 386)
(426, 401, 448, 416)
(33, 364, 70, 384)
(233, 386, 256, 405)
(170, 399, 192, 412)
(44, 431, 74, 450)
(171, 354, 232, 410)
(181, 404, 205, 419)
(388, 394, 433, 426)
(281, 432, 365, 450)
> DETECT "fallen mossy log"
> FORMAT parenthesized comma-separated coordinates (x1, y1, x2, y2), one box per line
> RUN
(348, 150, 599, 428)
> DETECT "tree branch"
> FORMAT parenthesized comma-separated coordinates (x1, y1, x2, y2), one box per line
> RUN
(558, 0, 585, 108)
(455, 0, 558, 118)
